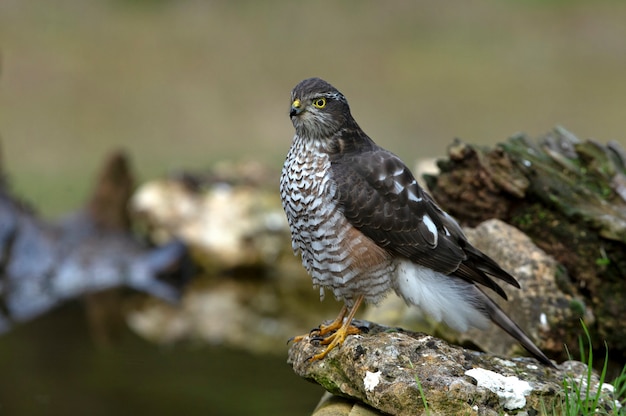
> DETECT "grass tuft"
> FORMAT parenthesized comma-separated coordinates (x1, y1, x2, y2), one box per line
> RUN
(562, 320, 625, 415)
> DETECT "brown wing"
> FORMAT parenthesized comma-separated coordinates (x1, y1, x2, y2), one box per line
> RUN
(329, 142, 519, 299)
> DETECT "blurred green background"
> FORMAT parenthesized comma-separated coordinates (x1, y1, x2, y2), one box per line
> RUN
(1, 1, 625, 415)
(2, 0, 625, 217)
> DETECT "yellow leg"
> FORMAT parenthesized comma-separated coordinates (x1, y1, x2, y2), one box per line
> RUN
(289, 305, 348, 344)
(309, 295, 364, 361)
(315, 304, 348, 337)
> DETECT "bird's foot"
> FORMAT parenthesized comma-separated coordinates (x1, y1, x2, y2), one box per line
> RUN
(287, 319, 362, 361)
(287, 317, 346, 344)
(307, 321, 361, 361)
(310, 315, 346, 338)
(288, 297, 365, 361)
(288, 304, 349, 345)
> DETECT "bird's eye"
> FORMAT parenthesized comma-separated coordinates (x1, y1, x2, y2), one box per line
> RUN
(312, 98, 326, 108)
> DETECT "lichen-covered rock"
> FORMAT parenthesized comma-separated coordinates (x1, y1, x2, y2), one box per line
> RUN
(288, 321, 619, 416)
(424, 128, 626, 368)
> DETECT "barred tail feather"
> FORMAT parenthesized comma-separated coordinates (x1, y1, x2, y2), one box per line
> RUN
(475, 286, 555, 368)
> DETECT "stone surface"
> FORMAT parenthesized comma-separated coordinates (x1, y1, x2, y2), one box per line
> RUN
(365, 219, 581, 363)
(289, 321, 619, 416)
(312, 393, 382, 416)
(424, 129, 626, 366)
(462, 219, 586, 360)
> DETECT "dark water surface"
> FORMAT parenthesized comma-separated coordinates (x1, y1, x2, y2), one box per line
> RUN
(0, 302, 323, 416)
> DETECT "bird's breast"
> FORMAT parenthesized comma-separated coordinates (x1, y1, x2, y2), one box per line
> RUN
(280, 137, 394, 304)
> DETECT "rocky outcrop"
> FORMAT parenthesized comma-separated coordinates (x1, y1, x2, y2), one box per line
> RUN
(288, 321, 619, 416)
(424, 128, 626, 368)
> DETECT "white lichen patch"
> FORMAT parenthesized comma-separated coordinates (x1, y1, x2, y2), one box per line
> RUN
(364, 370, 381, 392)
(466, 368, 532, 410)
(493, 357, 516, 367)
(601, 382, 614, 393)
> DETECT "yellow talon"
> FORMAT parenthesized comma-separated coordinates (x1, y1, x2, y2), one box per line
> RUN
(308, 322, 362, 361)
(290, 295, 365, 361)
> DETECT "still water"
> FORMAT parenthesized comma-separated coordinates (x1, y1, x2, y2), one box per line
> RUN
(0, 302, 323, 415)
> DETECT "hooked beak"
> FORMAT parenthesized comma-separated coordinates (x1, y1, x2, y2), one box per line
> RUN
(290, 99, 302, 117)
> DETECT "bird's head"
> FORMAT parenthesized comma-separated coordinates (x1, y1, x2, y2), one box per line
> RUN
(289, 78, 353, 140)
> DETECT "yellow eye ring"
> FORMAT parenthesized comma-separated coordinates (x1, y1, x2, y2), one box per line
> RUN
(312, 98, 326, 108)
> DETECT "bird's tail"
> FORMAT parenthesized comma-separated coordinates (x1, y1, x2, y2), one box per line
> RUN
(475, 286, 555, 368)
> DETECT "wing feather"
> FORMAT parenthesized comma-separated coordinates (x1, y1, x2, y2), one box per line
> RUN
(330, 144, 518, 299)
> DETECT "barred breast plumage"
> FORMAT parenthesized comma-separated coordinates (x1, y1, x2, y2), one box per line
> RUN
(280, 134, 394, 307)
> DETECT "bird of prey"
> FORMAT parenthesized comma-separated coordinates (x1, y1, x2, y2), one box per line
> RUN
(280, 77, 553, 367)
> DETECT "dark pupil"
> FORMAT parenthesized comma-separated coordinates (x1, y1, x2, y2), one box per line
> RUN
(316, 99, 324, 106)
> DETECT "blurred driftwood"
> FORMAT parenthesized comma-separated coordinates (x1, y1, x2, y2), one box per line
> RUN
(0, 148, 190, 338)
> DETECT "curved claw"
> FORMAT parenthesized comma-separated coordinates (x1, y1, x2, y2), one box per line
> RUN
(288, 323, 336, 345)
(309, 327, 322, 336)
(289, 297, 365, 362)
(307, 323, 362, 361)
(288, 333, 307, 344)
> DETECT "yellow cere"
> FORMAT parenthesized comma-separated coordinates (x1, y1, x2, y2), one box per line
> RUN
(292, 99, 301, 108)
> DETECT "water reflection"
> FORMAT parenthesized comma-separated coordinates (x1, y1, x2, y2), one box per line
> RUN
(0, 302, 323, 416)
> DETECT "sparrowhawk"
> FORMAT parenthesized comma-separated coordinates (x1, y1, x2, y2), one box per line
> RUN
(280, 77, 553, 367)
